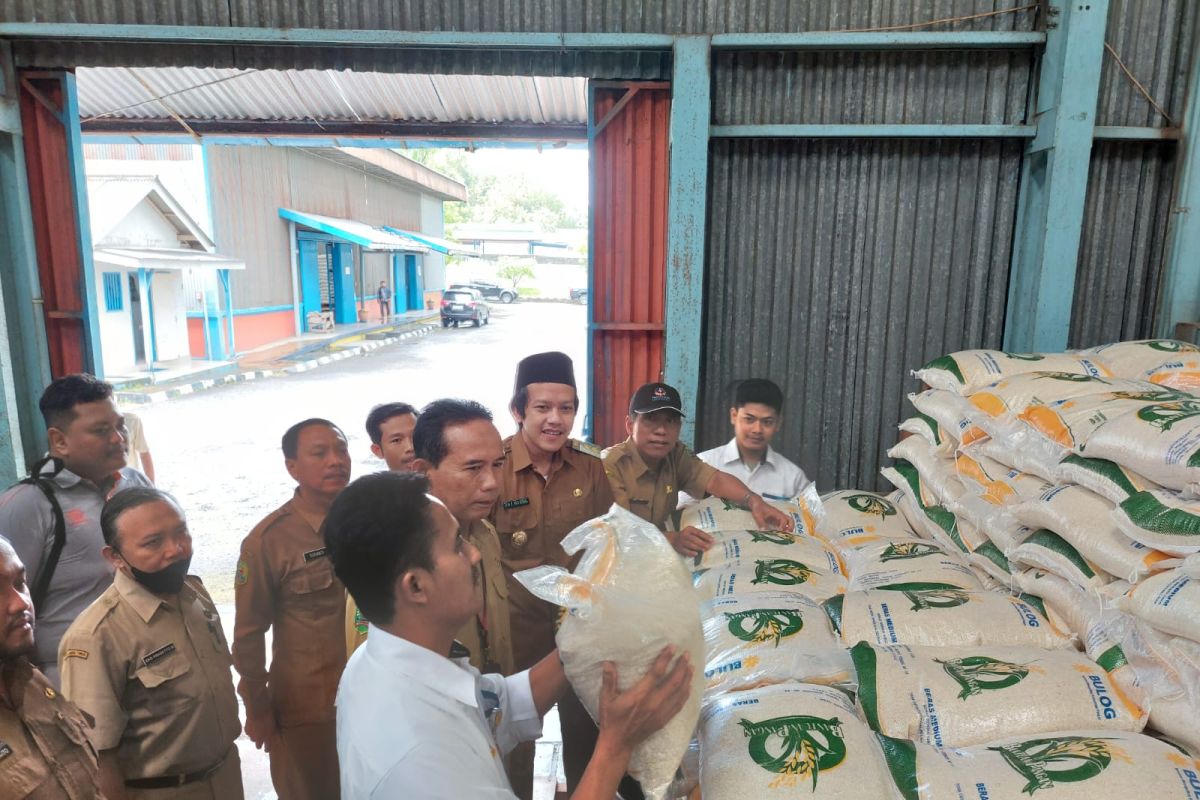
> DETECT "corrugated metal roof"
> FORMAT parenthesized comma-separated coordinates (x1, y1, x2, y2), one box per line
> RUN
(93, 247, 245, 270)
(278, 208, 430, 253)
(75, 66, 588, 127)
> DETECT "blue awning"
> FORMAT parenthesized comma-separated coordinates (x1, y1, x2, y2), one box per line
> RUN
(278, 208, 430, 253)
(381, 226, 477, 256)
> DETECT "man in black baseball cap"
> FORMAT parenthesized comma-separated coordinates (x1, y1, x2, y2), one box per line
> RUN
(601, 382, 794, 556)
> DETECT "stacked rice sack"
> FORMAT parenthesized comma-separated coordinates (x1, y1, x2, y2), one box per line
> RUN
(868, 339, 1200, 786)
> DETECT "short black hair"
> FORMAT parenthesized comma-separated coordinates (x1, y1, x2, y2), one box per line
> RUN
(510, 386, 580, 419)
(413, 399, 492, 467)
(324, 471, 435, 626)
(39, 374, 114, 430)
(365, 403, 418, 445)
(101, 486, 184, 548)
(282, 418, 344, 459)
(734, 379, 784, 415)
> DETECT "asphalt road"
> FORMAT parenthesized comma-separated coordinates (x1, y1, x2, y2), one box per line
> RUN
(132, 300, 588, 604)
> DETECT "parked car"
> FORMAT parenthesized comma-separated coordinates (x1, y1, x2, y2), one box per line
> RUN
(569, 287, 588, 304)
(449, 280, 518, 304)
(440, 288, 490, 327)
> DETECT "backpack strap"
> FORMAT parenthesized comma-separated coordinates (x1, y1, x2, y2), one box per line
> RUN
(16, 456, 67, 611)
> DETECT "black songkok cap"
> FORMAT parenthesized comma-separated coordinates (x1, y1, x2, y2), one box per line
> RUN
(514, 352, 576, 393)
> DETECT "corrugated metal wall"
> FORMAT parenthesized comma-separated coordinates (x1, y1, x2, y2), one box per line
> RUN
(206, 147, 422, 308)
(1070, 0, 1198, 346)
(701, 41, 1033, 491)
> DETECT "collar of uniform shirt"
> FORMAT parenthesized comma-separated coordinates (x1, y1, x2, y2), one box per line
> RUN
(363, 623, 479, 709)
(113, 569, 186, 623)
(719, 438, 778, 470)
(618, 438, 661, 479)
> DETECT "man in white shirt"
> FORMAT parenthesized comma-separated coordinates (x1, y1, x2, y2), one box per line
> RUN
(324, 470, 693, 800)
(681, 379, 811, 507)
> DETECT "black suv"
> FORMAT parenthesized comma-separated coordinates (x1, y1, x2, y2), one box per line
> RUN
(450, 280, 517, 304)
(440, 288, 490, 327)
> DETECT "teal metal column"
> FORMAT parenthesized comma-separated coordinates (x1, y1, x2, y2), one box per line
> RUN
(1158, 22, 1200, 337)
(663, 36, 711, 443)
(61, 72, 104, 375)
(219, 269, 235, 356)
(0, 42, 48, 479)
(137, 268, 158, 365)
(1004, 0, 1109, 352)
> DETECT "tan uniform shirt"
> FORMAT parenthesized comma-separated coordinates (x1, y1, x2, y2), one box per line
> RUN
(0, 658, 101, 799)
(233, 495, 346, 728)
(59, 572, 240, 779)
(491, 435, 613, 669)
(601, 438, 717, 529)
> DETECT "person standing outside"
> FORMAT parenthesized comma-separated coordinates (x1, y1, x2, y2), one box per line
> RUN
(679, 379, 811, 506)
(376, 281, 392, 321)
(59, 487, 242, 799)
(233, 419, 351, 800)
(122, 411, 155, 484)
(491, 352, 614, 797)
(602, 382, 795, 558)
(0, 374, 151, 685)
(0, 537, 105, 799)
(364, 402, 418, 471)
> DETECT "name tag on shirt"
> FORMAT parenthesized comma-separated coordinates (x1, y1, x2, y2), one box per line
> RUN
(142, 643, 176, 666)
(303, 547, 329, 562)
(502, 498, 530, 510)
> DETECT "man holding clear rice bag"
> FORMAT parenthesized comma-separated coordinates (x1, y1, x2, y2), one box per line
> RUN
(326, 471, 693, 800)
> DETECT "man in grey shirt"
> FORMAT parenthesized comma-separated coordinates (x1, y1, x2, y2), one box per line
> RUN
(0, 373, 151, 685)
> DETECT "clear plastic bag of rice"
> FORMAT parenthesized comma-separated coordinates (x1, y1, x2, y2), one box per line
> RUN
(914, 350, 1111, 394)
(818, 489, 920, 553)
(679, 483, 823, 535)
(841, 537, 982, 592)
(514, 504, 704, 799)
(699, 683, 901, 799)
(850, 643, 1147, 748)
(877, 729, 1200, 800)
(823, 584, 1074, 650)
(702, 592, 853, 693)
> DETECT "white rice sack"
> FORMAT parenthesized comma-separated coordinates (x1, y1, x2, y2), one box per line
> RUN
(898, 414, 957, 457)
(851, 643, 1147, 747)
(1148, 694, 1200, 757)
(878, 729, 1200, 800)
(883, 462, 969, 553)
(699, 683, 900, 799)
(1008, 528, 1116, 590)
(1012, 484, 1174, 582)
(1082, 338, 1200, 391)
(691, 529, 847, 574)
(679, 483, 823, 535)
(694, 544, 847, 603)
(888, 437, 966, 505)
(841, 538, 982, 592)
(818, 489, 919, 553)
(1078, 397, 1200, 492)
(966, 372, 1148, 422)
(514, 505, 703, 799)
(1056, 453, 1163, 503)
(1018, 389, 1190, 459)
(914, 350, 1111, 394)
(909, 389, 988, 447)
(974, 431, 1062, 482)
(1114, 489, 1200, 556)
(702, 592, 852, 694)
(1010, 569, 1104, 641)
(1116, 568, 1200, 642)
(823, 584, 1074, 649)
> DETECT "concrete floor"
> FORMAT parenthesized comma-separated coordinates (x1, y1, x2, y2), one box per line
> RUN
(137, 301, 585, 798)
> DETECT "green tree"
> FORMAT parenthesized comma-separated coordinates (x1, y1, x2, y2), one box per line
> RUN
(497, 262, 536, 289)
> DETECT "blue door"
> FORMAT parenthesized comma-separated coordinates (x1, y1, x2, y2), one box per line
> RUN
(405, 254, 423, 310)
(332, 243, 357, 324)
(298, 239, 321, 332)
(392, 254, 408, 313)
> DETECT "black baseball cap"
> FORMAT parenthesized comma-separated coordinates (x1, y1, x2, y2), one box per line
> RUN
(629, 382, 686, 416)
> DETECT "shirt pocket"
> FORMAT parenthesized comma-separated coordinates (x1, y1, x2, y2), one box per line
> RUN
(133, 652, 198, 714)
(53, 708, 99, 767)
(282, 563, 338, 626)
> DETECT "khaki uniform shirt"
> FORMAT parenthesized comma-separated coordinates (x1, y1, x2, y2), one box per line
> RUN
(58, 572, 240, 779)
(601, 439, 717, 529)
(0, 658, 101, 799)
(343, 520, 512, 675)
(233, 495, 346, 728)
(491, 435, 613, 669)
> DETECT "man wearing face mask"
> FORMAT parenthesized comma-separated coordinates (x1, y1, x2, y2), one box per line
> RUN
(58, 487, 242, 799)
(233, 418, 352, 800)
(0, 373, 151, 686)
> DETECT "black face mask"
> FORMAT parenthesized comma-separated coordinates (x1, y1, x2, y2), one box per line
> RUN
(124, 556, 192, 595)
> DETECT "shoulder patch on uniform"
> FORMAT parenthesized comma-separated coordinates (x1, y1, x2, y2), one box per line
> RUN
(235, 558, 249, 586)
(64, 648, 89, 661)
(141, 643, 176, 667)
(571, 439, 603, 458)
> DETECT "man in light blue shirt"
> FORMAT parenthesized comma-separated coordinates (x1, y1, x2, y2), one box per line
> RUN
(682, 379, 811, 507)
(325, 471, 693, 799)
